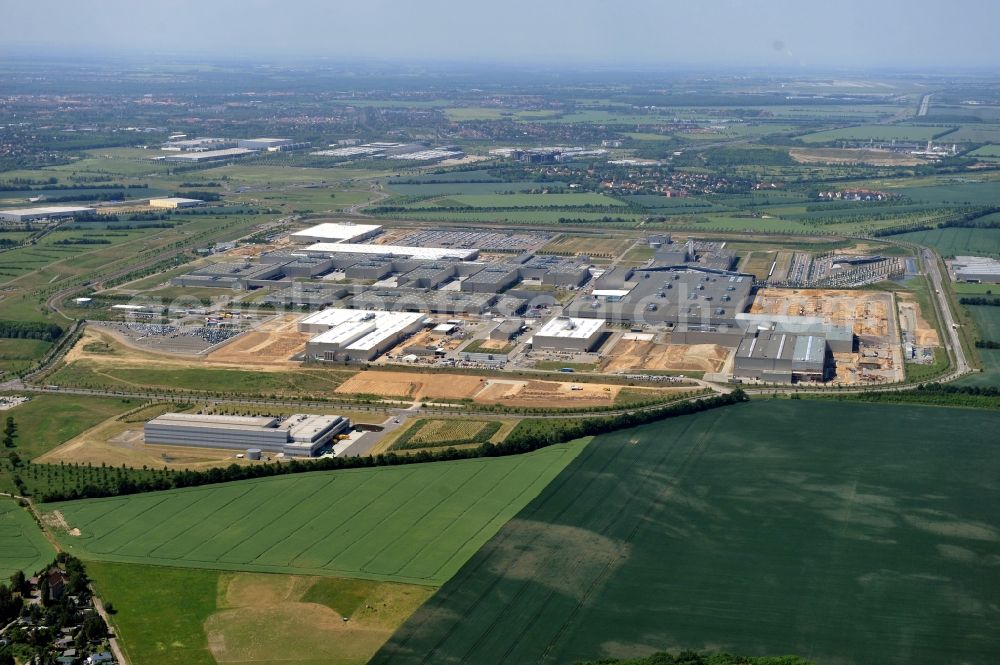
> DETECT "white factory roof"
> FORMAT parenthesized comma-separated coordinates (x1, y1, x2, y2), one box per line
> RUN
(302, 308, 424, 352)
(0, 205, 95, 217)
(290, 222, 382, 243)
(592, 289, 632, 297)
(243, 138, 289, 145)
(304, 242, 477, 261)
(163, 148, 256, 160)
(150, 197, 203, 205)
(952, 256, 1000, 276)
(149, 413, 278, 430)
(535, 316, 604, 340)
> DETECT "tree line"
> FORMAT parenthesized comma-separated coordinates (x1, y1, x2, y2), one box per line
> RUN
(960, 296, 999, 306)
(32, 390, 748, 502)
(0, 320, 64, 342)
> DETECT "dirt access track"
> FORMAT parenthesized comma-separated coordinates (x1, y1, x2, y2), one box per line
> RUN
(601, 340, 728, 373)
(336, 371, 682, 408)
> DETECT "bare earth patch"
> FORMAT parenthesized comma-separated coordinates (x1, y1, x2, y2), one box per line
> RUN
(602, 340, 727, 373)
(204, 573, 433, 665)
(790, 147, 925, 167)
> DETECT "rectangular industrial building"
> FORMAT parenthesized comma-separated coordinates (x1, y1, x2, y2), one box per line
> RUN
(303, 242, 478, 261)
(289, 222, 383, 245)
(144, 412, 351, 457)
(733, 330, 828, 383)
(532, 316, 604, 352)
(300, 308, 425, 362)
(950, 256, 1000, 284)
(0, 206, 96, 222)
(163, 148, 257, 162)
(171, 262, 288, 290)
(566, 267, 754, 327)
(237, 138, 293, 150)
(348, 289, 497, 315)
(149, 197, 204, 209)
(461, 264, 521, 293)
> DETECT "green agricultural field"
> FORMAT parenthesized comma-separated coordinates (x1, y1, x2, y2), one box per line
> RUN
(420, 193, 624, 208)
(0, 499, 55, 580)
(896, 227, 1000, 258)
(968, 144, 1000, 160)
(967, 304, 1000, 341)
(47, 361, 355, 397)
(797, 124, 954, 143)
(89, 562, 433, 665)
(374, 401, 1000, 665)
(385, 181, 554, 196)
(897, 182, 1000, 205)
(49, 440, 586, 585)
(957, 349, 1000, 387)
(377, 209, 645, 225)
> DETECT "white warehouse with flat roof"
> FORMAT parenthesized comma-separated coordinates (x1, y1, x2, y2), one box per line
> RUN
(300, 308, 425, 362)
(532, 316, 605, 352)
(144, 412, 351, 457)
(0, 206, 96, 222)
(303, 242, 478, 261)
(290, 222, 383, 244)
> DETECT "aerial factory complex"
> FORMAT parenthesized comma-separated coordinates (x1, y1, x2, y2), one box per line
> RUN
(0, 46, 996, 665)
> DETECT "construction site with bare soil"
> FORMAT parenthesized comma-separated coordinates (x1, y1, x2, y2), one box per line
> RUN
(601, 338, 729, 374)
(749, 288, 905, 384)
(335, 370, 685, 408)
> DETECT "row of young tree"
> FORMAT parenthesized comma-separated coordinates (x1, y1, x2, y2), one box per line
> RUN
(36, 390, 748, 502)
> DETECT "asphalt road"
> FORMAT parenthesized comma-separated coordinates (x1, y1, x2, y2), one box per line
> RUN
(922, 247, 971, 376)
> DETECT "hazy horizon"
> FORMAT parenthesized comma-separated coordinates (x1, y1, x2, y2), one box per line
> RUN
(2, 0, 998, 70)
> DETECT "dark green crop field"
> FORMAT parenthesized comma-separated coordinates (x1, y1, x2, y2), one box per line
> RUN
(49, 440, 585, 585)
(0, 499, 55, 579)
(896, 227, 1000, 258)
(373, 400, 1000, 665)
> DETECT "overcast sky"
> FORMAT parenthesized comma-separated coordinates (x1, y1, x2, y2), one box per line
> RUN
(2, 0, 998, 69)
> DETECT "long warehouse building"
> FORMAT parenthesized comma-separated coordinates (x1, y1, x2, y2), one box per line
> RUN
(301, 307, 425, 362)
(0, 206, 96, 222)
(303, 242, 479, 261)
(289, 222, 383, 244)
(144, 413, 351, 457)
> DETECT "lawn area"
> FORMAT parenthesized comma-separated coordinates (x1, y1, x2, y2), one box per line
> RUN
(0, 499, 55, 580)
(89, 562, 433, 665)
(0, 337, 52, 375)
(0, 394, 136, 463)
(373, 400, 1000, 665)
(47, 361, 355, 397)
(49, 439, 586, 585)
